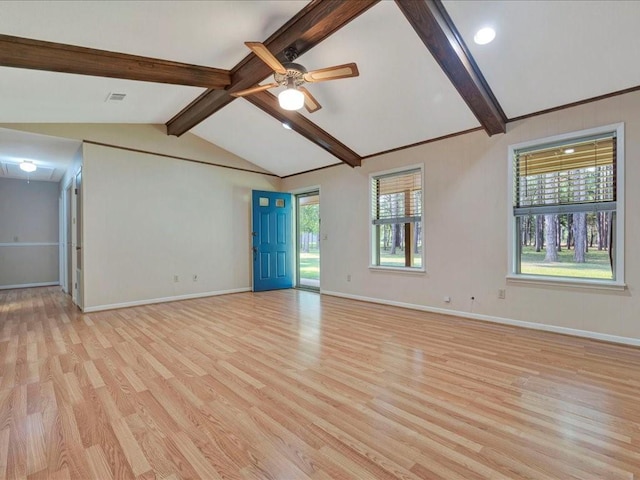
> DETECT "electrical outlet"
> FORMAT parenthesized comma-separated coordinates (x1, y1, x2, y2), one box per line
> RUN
(498, 289, 506, 299)
(174, 275, 179, 283)
(347, 274, 351, 282)
(443, 296, 451, 303)
(193, 274, 198, 282)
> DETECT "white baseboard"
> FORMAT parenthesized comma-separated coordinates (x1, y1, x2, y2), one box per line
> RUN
(0, 281, 59, 290)
(321, 290, 640, 347)
(82, 287, 252, 313)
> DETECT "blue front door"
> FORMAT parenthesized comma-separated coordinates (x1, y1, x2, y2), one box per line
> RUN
(252, 190, 293, 291)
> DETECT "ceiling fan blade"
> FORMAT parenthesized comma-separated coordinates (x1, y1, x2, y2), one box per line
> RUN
(230, 83, 279, 98)
(245, 42, 287, 75)
(299, 87, 322, 113)
(303, 63, 359, 83)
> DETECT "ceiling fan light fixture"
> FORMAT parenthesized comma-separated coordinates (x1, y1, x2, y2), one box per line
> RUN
(278, 87, 305, 111)
(19, 161, 37, 173)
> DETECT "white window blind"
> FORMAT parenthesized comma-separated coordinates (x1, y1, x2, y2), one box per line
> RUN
(372, 168, 422, 225)
(513, 132, 616, 215)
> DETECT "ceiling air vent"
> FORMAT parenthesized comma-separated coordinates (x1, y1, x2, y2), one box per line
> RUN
(105, 92, 127, 102)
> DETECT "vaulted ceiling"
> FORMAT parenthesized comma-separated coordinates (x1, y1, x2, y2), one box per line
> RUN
(1, 0, 639, 178)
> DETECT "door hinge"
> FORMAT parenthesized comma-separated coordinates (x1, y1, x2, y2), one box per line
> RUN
(251, 231, 257, 237)
(74, 188, 78, 195)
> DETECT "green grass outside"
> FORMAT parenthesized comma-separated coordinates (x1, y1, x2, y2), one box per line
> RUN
(520, 246, 612, 279)
(378, 249, 422, 268)
(299, 250, 320, 280)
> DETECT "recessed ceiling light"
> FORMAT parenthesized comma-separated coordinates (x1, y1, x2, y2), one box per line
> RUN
(19, 161, 37, 173)
(474, 27, 496, 45)
(564, 148, 575, 154)
(282, 122, 292, 130)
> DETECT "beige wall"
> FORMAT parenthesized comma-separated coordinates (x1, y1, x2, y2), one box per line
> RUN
(0, 178, 59, 287)
(282, 91, 640, 341)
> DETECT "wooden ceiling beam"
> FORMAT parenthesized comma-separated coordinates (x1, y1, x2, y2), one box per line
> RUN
(395, 0, 506, 135)
(166, 0, 379, 137)
(0, 34, 230, 89)
(247, 90, 361, 168)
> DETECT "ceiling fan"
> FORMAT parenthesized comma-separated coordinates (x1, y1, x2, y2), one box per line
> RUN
(230, 42, 359, 113)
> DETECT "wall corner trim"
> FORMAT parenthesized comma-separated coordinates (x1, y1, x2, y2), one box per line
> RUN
(320, 290, 640, 347)
(82, 287, 251, 313)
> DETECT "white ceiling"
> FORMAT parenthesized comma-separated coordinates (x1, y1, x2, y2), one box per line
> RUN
(0, 1, 306, 69)
(0, 1, 639, 177)
(192, 100, 339, 178)
(444, 0, 640, 119)
(0, 68, 205, 124)
(0, 128, 81, 182)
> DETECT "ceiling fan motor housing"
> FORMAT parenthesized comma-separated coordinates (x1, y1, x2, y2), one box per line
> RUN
(274, 62, 307, 87)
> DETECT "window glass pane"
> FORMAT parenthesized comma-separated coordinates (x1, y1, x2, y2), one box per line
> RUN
(517, 212, 613, 280)
(376, 221, 421, 268)
(259, 197, 269, 207)
(276, 199, 285, 207)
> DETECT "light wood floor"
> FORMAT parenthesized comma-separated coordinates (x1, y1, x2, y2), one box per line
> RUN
(1, 287, 639, 480)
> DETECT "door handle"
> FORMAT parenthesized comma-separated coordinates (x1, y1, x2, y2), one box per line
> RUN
(252, 246, 257, 260)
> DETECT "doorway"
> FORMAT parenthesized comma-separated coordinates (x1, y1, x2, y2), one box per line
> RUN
(296, 191, 320, 290)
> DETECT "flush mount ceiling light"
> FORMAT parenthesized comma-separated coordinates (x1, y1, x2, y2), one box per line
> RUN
(474, 27, 496, 45)
(19, 161, 37, 173)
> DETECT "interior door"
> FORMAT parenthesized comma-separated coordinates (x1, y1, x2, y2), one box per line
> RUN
(252, 190, 293, 291)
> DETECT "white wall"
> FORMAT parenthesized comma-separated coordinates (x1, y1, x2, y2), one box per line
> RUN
(282, 90, 640, 342)
(0, 177, 59, 288)
(80, 142, 279, 310)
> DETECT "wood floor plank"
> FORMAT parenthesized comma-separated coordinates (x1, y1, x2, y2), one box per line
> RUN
(1, 286, 639, 479)
(85, 444, 113, 480)
(24, 412, 47, 475)
(0, 427, 10, 479)
(111, 415, 152, 477)
(169, 431, 223, 480)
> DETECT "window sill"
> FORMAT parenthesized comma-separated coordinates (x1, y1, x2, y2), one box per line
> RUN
(506, 274, 626, 291)
(369, 266, 426, 275)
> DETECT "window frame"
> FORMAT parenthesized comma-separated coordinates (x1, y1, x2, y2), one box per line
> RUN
(369, 163, 425, 273)
(506, 123, 625, 289)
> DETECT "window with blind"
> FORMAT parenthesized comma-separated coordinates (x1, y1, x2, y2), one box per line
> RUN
(370, 166, 424, 269)
(509, 124, 624, 284)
